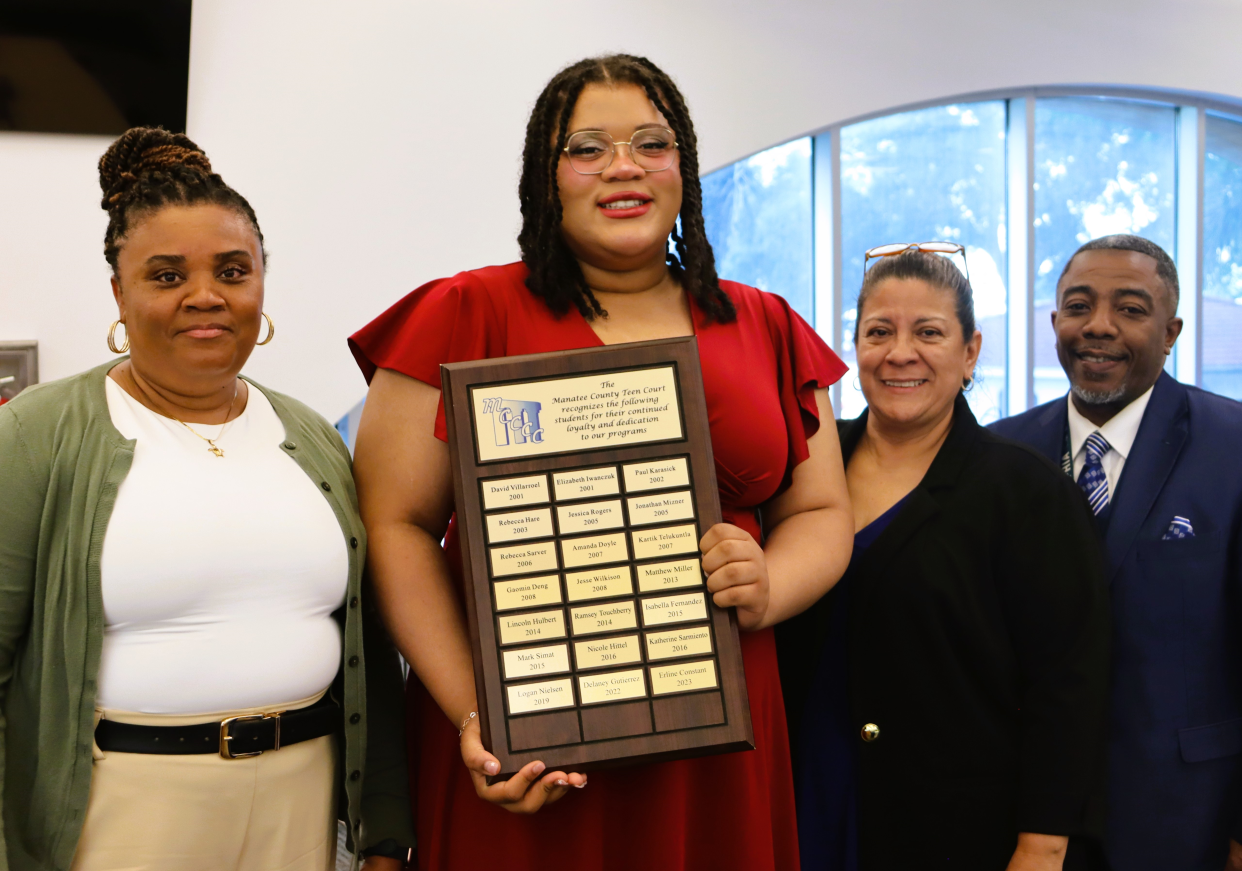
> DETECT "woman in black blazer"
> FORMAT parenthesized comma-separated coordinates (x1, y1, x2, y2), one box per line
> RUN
(778, 248, 1109, 871)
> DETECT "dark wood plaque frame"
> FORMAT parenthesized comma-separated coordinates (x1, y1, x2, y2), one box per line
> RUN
(441, 337, 754, 778)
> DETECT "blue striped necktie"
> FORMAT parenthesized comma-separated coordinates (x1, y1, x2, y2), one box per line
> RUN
(1078, 431, 1112, 516)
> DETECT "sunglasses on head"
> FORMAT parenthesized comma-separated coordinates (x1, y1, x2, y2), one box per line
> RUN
(864, 242, 970, 283)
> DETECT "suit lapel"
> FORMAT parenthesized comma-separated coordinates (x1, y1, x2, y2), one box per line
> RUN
(843, 395, 979, 582)
(851, 489, 940, 581)
(1029, 396, 1069, 465)
(1104, 373, 1190, 579)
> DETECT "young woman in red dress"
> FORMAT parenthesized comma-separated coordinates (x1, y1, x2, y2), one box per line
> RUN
(349, 54, 853, 870)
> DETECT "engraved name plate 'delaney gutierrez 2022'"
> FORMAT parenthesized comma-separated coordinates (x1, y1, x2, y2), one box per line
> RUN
(441, 337, 754, 779)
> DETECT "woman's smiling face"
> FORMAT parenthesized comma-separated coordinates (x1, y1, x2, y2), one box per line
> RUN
(855, 276, 981, 429)
(111, 203, 265, 390)
(555, 83, 683, 273)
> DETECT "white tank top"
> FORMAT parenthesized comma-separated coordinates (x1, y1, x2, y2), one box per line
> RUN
(98, 376, 348, 714)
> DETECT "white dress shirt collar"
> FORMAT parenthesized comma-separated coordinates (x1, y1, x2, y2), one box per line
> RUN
(1066, 385, 1154, 463)
(1066, 385, 1155, 499)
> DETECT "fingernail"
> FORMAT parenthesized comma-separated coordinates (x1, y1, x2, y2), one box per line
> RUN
(484, 760, 499, 775)
(532, 761, 546, 776)
(574, 780, 588, 788)
(555, 778, 568, 786)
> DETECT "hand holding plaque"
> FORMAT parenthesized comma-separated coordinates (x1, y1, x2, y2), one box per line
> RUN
(699, 523, 771, 630)
(440, 337, 754, 779)
(458, 715, 586, 813)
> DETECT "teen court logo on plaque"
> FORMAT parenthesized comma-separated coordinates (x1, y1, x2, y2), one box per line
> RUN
(470, 365, 683, 462)
(441, 337, 754, 780)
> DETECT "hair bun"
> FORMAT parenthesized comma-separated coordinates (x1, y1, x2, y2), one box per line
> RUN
(98, 127, 213, 210)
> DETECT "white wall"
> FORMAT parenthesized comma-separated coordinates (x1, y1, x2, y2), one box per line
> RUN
(0, 133, 115, 380)
(4, 0, 1242, 419)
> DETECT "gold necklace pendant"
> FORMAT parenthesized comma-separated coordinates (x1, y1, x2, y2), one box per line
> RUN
(176, 418, 232, 458)
(169, 385, 239, 458)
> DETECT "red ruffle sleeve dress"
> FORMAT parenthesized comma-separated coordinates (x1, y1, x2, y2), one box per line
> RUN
(349, 262, 847, 871)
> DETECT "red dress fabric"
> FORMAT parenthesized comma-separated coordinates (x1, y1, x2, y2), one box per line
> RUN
(349, 262, 847, 871)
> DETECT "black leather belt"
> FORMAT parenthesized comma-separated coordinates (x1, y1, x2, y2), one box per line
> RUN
(95, 696, 340, 759)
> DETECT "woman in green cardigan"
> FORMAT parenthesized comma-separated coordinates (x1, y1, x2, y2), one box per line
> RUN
(0, 128, 412, 871)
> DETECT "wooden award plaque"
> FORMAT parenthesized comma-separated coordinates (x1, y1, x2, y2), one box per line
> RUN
(441, 336, 754, 777)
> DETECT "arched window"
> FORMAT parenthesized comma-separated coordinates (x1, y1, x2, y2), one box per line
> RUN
(701, 88, 1242, 422)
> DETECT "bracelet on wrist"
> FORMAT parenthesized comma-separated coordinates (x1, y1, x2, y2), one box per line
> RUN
(458, 711, 477, 736)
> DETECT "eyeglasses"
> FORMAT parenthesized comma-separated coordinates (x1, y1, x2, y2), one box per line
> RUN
(562, 126, 678, 175)
(864, 241, 970, 283)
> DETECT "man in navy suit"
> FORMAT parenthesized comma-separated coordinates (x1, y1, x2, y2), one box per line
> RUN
(992, 234, 1242, 871)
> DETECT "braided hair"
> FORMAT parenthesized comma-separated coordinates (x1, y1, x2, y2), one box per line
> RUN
(518, 54, 735, 323)
(99, 127, 265, 273)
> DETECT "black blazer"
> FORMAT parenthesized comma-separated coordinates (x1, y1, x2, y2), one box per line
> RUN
(778, 395, 1111, 869)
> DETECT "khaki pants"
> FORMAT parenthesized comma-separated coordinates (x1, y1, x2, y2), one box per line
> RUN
(71, 693, 338, 871)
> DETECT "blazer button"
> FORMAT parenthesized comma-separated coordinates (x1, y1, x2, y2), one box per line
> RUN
(321, 482, 332, 491)
(350, 713, 361, 725)
(860, 723, 880, 743)
(350, 536, 359, 549)
(348, 655, 359, 667)
(283, 441, 297, 450)
(349, 596, 359, 608)
(350, 769, 361, 781)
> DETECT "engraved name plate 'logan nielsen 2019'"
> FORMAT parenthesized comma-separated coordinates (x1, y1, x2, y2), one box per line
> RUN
(441, 337, 754, 778)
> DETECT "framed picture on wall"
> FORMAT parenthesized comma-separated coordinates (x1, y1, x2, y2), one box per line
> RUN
(0, 342, 38, 406)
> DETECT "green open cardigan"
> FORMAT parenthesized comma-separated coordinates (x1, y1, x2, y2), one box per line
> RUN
(0, 360, 414, 871)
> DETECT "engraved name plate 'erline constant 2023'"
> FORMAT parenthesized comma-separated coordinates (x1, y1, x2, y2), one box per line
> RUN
(441, 337, 754, 778)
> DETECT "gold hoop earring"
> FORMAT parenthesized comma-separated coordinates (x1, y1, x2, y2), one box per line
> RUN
(257, 312, 275, 346)
(107, 320, 129, 354)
